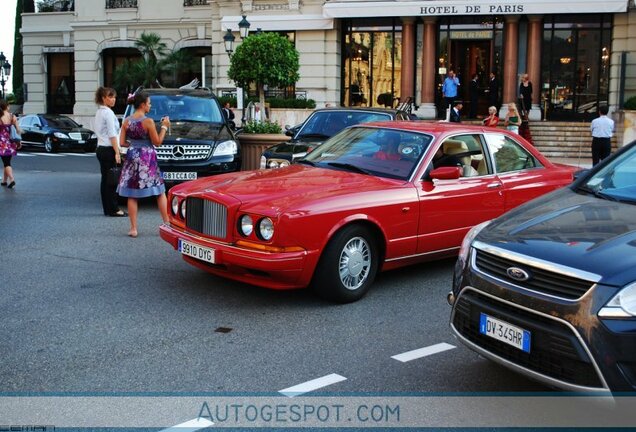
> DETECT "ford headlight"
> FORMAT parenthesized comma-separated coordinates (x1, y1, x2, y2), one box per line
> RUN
(268, 160, 279, 169)
(279, 160, 290, 167)
(180, 199, 187, 219)
(258, 218, 274, 241)
(239, 215, 253, 236)
(90, 133, 97, 139)
(54, 132, 69, 139)
(213, 140, 238, 156)
(458, 220, 492, 263)
(171, 196, 179, 215)
(599, 282, 636, 318)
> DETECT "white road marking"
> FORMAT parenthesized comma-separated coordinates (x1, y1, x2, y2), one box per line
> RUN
(37, 153, 64, 157)
(159, 418, 214, 431)
(61, 152, 95, 157)
(391, 342, 456, 363)
(279, 373, 347, 398)
(16, 153, 35, 157)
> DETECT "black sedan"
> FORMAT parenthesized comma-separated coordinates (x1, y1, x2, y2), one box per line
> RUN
(260, 107, 415, 169)
(18, 114, 97, 153)
(449, 140, 636, 393)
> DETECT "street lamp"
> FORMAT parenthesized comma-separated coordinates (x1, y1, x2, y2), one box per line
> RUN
(0, 51, 11, 100)
(224, 16, 251, 124)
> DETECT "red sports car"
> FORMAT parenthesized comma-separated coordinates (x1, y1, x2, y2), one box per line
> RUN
(160, 122, 577, 302)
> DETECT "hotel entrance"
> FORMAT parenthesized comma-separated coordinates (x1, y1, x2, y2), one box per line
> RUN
(451, 39, 491, 117)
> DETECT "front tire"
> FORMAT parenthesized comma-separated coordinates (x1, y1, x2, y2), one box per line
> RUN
(312, 225, 379, 303)
(44, 137, 57, 153)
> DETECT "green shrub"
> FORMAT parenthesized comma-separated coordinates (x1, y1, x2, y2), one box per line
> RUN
(242, 120, 283, 134)
(624, 96, 636, 110)
(217, 96, 237, 108)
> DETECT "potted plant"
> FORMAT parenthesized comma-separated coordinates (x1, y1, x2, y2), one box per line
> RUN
(237, 119, 290, 171)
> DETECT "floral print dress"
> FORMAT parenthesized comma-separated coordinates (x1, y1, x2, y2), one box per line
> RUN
(0, 123, 17, 157)
(117, 116, 165, 198)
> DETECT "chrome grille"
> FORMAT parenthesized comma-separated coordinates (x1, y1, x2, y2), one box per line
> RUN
(186, 197, 227, 239)
(68, 132, 89, 141)
(157, 144, 211, 161)
(474, 249, 594, 300)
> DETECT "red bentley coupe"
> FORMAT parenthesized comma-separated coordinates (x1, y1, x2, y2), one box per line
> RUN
(160, 122, 577, 302)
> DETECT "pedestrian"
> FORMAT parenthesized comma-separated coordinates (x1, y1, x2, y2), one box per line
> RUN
(590, 105, 614, 166)
(519, 73, 533, 116)
(117, 91, 171, 238)
(0, 99, 22, 189)
(469, 73, 480, 119)
(449, 100, 463, 123)
(222, 102, 236, 129)
(519, 112, 533, 144)
(482, 106, 499, 127)
(504, 102, 522, 134)
(486, 72, 499, 113)
(94, 87, 126, 217)
(442, 69, 460, 113)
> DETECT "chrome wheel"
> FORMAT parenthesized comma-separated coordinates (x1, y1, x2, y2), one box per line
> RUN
(44, 137, 54, 153)
(338, 236, 371, 291)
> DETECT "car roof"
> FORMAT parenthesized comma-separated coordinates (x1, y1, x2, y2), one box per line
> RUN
(136, 88, 217, 98)
(312, 107, 405, 115)
(359, 120, 507, 135)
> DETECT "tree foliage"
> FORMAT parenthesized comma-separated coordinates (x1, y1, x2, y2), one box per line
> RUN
(13, 0, 26, 103)
(227, 33, 300, 117)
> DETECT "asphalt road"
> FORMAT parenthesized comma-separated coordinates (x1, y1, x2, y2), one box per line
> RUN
(0, 150, 556, 428)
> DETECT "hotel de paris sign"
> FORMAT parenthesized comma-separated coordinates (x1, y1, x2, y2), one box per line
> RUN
(322, 0, 629, 17)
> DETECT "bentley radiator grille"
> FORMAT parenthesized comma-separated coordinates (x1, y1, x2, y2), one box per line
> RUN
(157, 144, 211, 161)
(474, 249, 593, 300)
(185, 197, 227, 239)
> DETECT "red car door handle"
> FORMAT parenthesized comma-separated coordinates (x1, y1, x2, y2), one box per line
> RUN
(487, 183, 502, 188)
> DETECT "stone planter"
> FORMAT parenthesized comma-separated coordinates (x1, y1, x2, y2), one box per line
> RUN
(239, 133, 290, 171)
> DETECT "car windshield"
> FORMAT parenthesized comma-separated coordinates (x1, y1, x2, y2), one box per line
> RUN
(297, 111, 392, 139)
(579, 144, 636, 204)
(142, 95, 224, 123)
(303, 126, 433, 180)
(43, 116, 80, 128)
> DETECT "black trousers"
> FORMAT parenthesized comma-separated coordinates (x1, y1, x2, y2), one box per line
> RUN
(96, 146, 120, 215)
(591, 137, 611, 166)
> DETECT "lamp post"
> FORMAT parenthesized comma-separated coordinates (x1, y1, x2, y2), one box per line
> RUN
(0, 52, 11, 100)
(224, 16, 251, 124)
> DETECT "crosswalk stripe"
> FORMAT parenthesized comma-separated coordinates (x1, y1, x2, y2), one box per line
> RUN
(391, 342, 456, 363)
(279, 373, 347, 398)
(16, 153, 36, 157)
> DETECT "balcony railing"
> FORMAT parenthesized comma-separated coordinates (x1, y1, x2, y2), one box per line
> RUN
(37, 0, 74, 12)
(184, 0, 208, 5)
(106, 0, 138, 8)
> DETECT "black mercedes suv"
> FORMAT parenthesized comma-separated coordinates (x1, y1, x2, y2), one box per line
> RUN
(123, 88, 241, 185)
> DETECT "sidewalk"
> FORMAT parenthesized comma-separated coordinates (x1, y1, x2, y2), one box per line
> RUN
(549, 157, 592, 169)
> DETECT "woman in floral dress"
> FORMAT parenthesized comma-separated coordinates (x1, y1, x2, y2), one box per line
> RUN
(0, 99, 22, 188)
(117, 91, 171, 237)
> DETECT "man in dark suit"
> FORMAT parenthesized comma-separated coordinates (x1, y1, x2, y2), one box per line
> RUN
(449, 100, 463, 123)
(469, 73, 480, 118)
(486, 72, 499, 112)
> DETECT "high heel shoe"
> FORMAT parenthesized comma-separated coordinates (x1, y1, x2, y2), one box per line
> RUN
(1, 182, 6, 187)
(7, 180, 15, 189)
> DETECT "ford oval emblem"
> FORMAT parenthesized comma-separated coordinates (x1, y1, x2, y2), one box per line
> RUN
(506, 267, 530, 281)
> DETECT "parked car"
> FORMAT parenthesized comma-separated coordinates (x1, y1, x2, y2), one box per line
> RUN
(449, 140, 636, 392)
(123, 88, 241, 186)
(160, 122, 577, 302)
(260, 107, 414, 169)
(18, 114, 97, 153)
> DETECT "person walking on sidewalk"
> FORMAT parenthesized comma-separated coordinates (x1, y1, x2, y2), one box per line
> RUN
(590, 105, 614, 166)
(0, 99, 22, 189)
(94, 87, 126, 217)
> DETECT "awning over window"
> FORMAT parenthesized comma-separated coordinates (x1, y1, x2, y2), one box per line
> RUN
(323, 0, 629, 18)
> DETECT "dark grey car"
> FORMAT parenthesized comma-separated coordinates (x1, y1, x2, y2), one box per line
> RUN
(449, 140, 636, 392)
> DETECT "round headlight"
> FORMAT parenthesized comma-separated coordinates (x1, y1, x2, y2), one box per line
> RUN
(171, 196, 179, 215)
(260, 156, 267, 169)
(180, 199, 187, 219)
(268, 160, 279, 169)
(258, 217, 274, 241)
(279, 160, 290, 167)
(239, 215, 254, 236)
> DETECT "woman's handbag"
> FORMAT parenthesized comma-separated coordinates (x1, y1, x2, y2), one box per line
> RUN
(107, 164, 122, 187)
(9, 125, 21, 143)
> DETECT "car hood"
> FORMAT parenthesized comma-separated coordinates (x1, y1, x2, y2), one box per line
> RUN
(478, 187, 636, 287)
(163, 122, 225, 142)
(177, 164, 407, 215)
(52, 127, 94, 134)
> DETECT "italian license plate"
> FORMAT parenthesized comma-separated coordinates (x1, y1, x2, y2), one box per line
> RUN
(178, 239, 215, 264)
(479, 313, 531, 353)
(162, 171, 197, 181)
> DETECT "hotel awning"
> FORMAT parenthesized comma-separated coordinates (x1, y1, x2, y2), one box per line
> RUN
(323, 0, 629, 18)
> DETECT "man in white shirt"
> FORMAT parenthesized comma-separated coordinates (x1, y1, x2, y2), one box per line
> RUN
(590, 105, 614, 166)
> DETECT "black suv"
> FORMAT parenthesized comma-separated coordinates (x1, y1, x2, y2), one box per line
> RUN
(123, 88, 241, 185)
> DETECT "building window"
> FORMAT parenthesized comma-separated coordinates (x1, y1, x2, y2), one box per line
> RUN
(47, 53, 74, 114)
(102, 48, 142, 113)
(184, 0, 208, 5)
(105, 0, 137, 8)
(541, 14, 612, 121)
(173, 47, 212, 89)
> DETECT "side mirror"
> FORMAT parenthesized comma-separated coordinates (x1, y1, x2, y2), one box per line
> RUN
(285, 128, 295, 137)
(430, 166, 462, 180)
(573, 168, 589, 181)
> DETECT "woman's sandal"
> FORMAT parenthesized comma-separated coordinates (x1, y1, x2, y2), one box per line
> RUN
(127, 229, 138, 238)
(1, 182, 6, 187)
(7, 181, 15, 189)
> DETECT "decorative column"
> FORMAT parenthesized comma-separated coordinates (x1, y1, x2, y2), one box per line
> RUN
(415, 16, 437, 119)
(526, 15, 543, 120)
(400, 17, 416, 103)
(500, 15, 520, 119)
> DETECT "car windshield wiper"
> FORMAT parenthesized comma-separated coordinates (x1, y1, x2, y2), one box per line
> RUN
(325, 162, 371, 175)
(576, 185, 618, 202)
(297, 159, 316, 167)
(298, 133, 330, 139)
